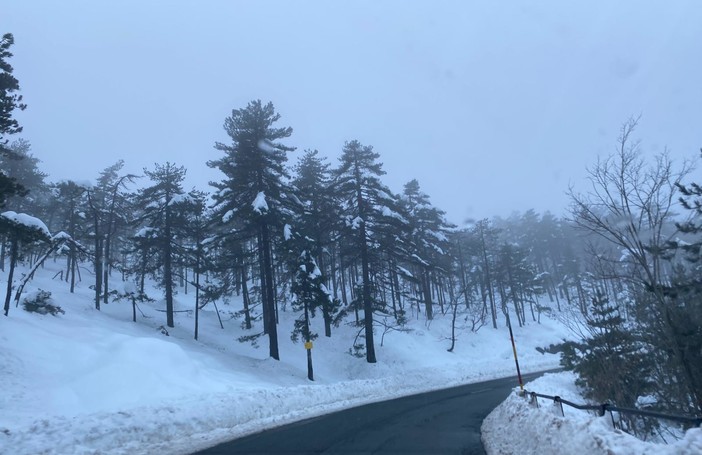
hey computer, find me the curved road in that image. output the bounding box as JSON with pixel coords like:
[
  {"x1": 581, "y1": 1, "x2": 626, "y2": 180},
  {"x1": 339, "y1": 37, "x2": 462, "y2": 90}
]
[{"x1": 194, "y1": 371, "x2": 548, "y2": 455}]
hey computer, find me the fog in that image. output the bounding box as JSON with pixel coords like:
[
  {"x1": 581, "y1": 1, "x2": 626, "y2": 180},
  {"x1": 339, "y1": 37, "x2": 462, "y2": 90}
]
[{"x1": 4, "y1": 0, "x2": 701, "y2": 223}]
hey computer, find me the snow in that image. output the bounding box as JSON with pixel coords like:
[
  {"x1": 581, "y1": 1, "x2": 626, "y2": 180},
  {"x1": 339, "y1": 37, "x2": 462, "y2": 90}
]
[
  {"x1": 284, "y1": 224, "x2": 292, "y2": 240},
  {"x1": 396, "y1": 265, "x2": 414, "y2": 278},
  {"x1": 257, "y1": 139, "x2": 277, "y2": 153},
  {"x1": 52, "y1": 231, "x2": 72, "y2": 241},
  {"x1": 482, "y1": 371, "x2": 702, "y2": 455},
  {"x1": 309, "y1": 261, "x2": 322, "y2": 279},
  {"x1": 319, "y1": 283, "x2": 332, "y2": 300},
  {"x1": 411, "y1": 253, "x2": 430, "y2": 267},
  {"x1": 429, "y1": 230, "x2": 448, "y2": 242},
  {"x1": 167, "y1": 193, "x2": 190, "y2": 206},
  {"x1": 431, "y1": 243, "x2": 445, "y2": 255},
  {"x1": 0, "y1": 260, "x2": 569, "y2": 454},
  {"x1": 2, "y1": 260, "x2": 694, "y2": 454},
  {"x1": 1, "y1": 211, "x2": 51, "y2": 238},
  {"x1": 133, "y1": 227, "x2": 156, "y2": 238},
  {"x1": 381, "y1": 206, "x2": 407, "y2": 223},
  {"x1": 201, "y1": 236, "x2": 217, "y2": 246},
  {"x1": 620, "y1": 248, "x2": 631, "y2": 262},
  {"x1": 222, "y1": 209, "x2": 234, "y2": 223},
  {"x1": 251, "y1": 191, "x2": 268, "y2": 214}
]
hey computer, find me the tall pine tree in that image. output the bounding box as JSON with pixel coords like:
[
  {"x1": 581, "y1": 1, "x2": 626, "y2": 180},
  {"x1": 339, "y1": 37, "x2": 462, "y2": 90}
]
[
  {"x1": 333, "y1": 140, "x2": 401, "y2": 363},
  {"x1": 208, "y1": 100, "x2": 296, "y2": 361},
  {"x1": 136, "y1": 162, "x2": 188, "y2": 328}
]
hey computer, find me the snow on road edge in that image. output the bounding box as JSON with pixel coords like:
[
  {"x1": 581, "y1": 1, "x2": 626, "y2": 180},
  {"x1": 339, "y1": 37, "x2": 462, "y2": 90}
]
[{"x1": 481, "y1": 372, "x2": 702, "y2": 455}]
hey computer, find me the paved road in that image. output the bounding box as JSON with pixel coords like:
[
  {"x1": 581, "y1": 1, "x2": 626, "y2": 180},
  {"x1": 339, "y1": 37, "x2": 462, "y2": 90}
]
[{"x1": 195, "y1": 371, "x2": 547, "y2": 455}]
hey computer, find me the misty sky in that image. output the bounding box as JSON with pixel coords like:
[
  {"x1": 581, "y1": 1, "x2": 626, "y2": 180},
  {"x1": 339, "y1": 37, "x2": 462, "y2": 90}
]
[{"x1": 3, "y1": 1, "x2": 701, "y2": 224}]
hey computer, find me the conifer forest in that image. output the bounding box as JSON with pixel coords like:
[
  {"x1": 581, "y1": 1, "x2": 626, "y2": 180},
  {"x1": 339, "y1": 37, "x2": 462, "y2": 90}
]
[{"x1": 2, "y1": 28, "x2": 701, "y2": 428}]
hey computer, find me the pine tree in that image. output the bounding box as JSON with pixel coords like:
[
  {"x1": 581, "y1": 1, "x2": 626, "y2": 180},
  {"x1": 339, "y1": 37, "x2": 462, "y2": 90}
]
[
  {"x1": 208, "y1": 100, "x2": 296, "y2": 361},
  {"x1": 473, "y1": 219, "x2": 501, "y2": 329},
  {"x1": 0, "y1": 33, "x2": 28, "y2": 208},
  {"x1": 561, "y1": 291, "x2": 652, "y2": 410},
  {"x1": 136, "y1": 162, "x2": 188, "y2": 328},
  {"x1": 292, "y1": 150, "x2": 341, "y2": 337},
  {"x1": 284, "y1": 228, "x2": 329, "y2": 380},
  {"x1": 333, "y1": 140, "x2": 401, "y2": 363},
  {"x1": 1, "y1": 211, "x2": 51, "y2": 316},
  {"x1": 53, "y1": 180, "x2": 90, "y2": 293},
  {"x1": 86, "y1": 160, "x2": 137, "y2": 310},
  {"x1": 0, "y1": 139, "x2": 49, "y2": 212},
  {"x1": 178, "y1": 189, "x2": 209, "y2": 340},
  {"x1": 400, "y1": 179, "x2": 452, "y2": 321},
  {"x1": 494, "y1": 242, "x2": 541, "y2": 326},
  {"x1": 0, "y1": 139, "x2": 51, "y2": 272}
]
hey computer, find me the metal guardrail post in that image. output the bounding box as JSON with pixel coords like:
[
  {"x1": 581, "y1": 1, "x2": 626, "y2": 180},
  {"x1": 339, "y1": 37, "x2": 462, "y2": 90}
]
[
  {"x1": 553, "y1": 396, "x2": 564, "y2": 417},
  {"x1": 599, "y1": 403, "x2": 616, "y2": 429}
]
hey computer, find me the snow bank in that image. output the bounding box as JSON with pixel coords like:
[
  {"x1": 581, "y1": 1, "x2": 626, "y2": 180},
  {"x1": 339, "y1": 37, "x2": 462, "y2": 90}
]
[{"x1": 482, "y1": 372, "x2": 702, "y2": 455}]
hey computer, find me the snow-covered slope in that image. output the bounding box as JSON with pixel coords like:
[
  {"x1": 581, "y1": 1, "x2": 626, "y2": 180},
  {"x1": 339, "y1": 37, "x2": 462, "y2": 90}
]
[
  {"x1": 482, "y1": 371, "x2": 702, "y2": 455},
  {"x1": 1, "y1": 262, "x2": 566, "y2": 454}
]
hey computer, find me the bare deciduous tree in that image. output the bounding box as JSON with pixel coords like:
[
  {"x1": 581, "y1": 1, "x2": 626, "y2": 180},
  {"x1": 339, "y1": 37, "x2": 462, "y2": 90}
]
[{"x1": 568, "y1": 117, "x2": 701, "y2": 413}]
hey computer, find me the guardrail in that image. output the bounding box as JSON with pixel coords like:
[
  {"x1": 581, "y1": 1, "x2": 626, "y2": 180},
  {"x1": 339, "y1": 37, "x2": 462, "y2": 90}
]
[{"x1": 521, "y1": 390, "x2": 702, "y2": 430}]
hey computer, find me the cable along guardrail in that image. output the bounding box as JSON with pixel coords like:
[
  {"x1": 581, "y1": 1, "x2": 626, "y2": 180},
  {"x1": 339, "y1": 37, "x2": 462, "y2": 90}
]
[{"x1": 520, "y1": 390, "x2": 702, "y2": 430}]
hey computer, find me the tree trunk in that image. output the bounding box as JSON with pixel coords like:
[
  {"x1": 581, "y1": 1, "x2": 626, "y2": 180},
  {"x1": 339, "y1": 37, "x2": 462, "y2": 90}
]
[
  {"x1": 447, "y1": 296, "x2": 458, "y2": 352},
  {"x1": 359, "y1": 220, "x2": 376, "y2": 363},
  {"x1": 456, "y1": 241, "x2": 470, "y2": 307},
  {"x1": 164, "y1": 216, "x2": 174, "y2": 328},
  {"x1": 389, "y1": 262, "x2": 398, "y2": 320},
  {"x1": 505, "y1": 262, "x2": 523, "y2": 327},
  {"x1": 1, "y1": 236, "x2": 6, "y2": 272},
  {"x1": 477, "y1": 225, "x2": 497, "y2": 328},
  {"x1": 69, "y1": 246, "x2": 76, "y2": 294},
  {"x1": 3, "y1": 238, "x2": 18, "y2": 316},
  {"x1": 103, "y1": 233, "x2": 111, "y2": 304},
  {"x1": 139, "y1": 249, "x2": 147, "y2": 294},
  {"x1": 260, "y1": 222, "x2": 280, "y2": 360},
  {"x1": 305, "y1": 301, "x2": 314, "y2": 381},
  {"x1": 421, "y1": 268, "x2": 433, "y2": 320},
  {"x1": 194, "y1": 244, "x2": 201, "y2": 339},
  {"x1": 393, "y1": 267, "x2": 403, "y2": 311},
  {"x1": 257, "y1": 231, "x2": 269, "y2": 335},
  {"x1": 94, "y1": 236, "x2": 102, "y2": 310},
  {"x1": 241, "y1": 263, "x2": 252, "y2": 330},
  {"x1": 318, "y1": 251, "x2": 332, "y2": 337}
]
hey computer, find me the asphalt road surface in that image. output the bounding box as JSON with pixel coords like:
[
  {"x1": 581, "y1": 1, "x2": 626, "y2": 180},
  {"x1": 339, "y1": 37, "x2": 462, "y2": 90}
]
[{"x1": 194, "y1": 371, "x2": 548, "y2": 455}]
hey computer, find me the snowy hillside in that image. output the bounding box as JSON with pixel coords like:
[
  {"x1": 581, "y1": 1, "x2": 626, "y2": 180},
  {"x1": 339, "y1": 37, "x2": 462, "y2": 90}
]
[{"x1": 1, "y1": 261, "x2": 564, "y2": 454}]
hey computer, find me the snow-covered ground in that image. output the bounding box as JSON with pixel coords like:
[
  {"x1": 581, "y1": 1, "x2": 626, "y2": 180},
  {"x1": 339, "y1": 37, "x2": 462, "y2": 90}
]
[
  {"x1": 0, "y1": 260, "x2": 562, "y2": 454},
  {"x1": 482, "y1": 371, "x2": 702, "y2": 454},
  {"x1": 5, "y1": 263, "x2": 702, "y2": 454}
]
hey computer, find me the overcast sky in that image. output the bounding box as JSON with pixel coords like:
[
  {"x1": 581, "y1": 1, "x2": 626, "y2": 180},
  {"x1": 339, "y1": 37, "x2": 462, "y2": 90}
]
[{"x1": 3, "y1": 1, "x2": 701, "y2": 224}]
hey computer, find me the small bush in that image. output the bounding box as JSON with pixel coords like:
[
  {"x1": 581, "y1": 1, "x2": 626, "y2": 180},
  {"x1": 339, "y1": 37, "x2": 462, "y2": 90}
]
[{"x1": 22, "y1": 290, "x2": 64, "y2": 316}]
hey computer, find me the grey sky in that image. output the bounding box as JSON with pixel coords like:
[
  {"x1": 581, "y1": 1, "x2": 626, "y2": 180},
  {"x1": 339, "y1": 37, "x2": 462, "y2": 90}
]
[{"x1": 4, "y1": 0, "x2": 701, "y2": 224}]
